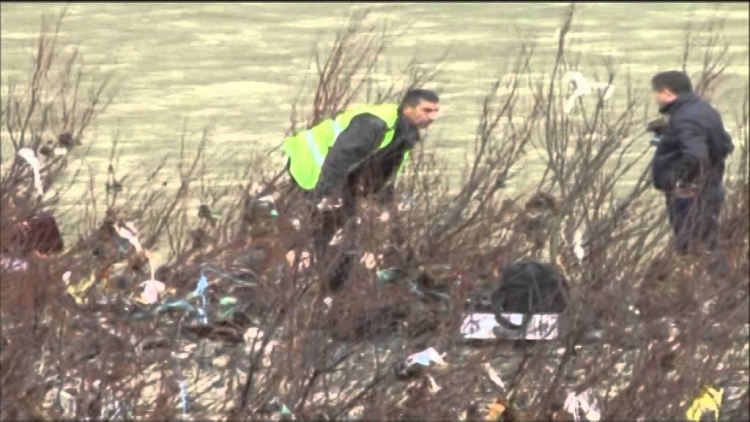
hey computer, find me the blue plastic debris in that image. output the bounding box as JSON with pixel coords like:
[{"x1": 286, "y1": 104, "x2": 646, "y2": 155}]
[
  {"x1": 179, "y1": 380, "x2": 188, "y2": 417},
  {"x1": 193, "y1": 274, "x2": 209, "y2": 324}
]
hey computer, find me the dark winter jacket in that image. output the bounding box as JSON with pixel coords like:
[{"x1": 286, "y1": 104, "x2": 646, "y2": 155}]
[
  {"x1": 314, "y1": 112, "x2": 420, "y2": 204},
  {"x1": 651, "y1": 93, "x2": 734, "y2": 192}
]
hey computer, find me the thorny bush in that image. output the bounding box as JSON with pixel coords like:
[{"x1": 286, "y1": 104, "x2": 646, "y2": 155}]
[{"x1": 1, "y1": 6, "x2": 748, "y2": 421}]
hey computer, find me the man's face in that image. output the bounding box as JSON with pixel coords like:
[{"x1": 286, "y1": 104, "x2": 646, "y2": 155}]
[
  {"x1": 654, "y1": 88, "x2": 676, "y2": 107},
  {"x1": 403, "y1": 100, "x2": 440, "y2": 129}
]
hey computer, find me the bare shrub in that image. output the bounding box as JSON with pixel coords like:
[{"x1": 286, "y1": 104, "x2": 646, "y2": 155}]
[{"x1": 1, "y1": 5, "x2": 747, "y2": 422}]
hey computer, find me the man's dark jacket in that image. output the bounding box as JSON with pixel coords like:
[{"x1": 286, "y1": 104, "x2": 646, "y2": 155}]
[
  {"x1": 651, "y1": 92, "x2": 734, "y2": 192},
  {"x1": 313, "y1": 111, "x2": 420, "y2": 203}
]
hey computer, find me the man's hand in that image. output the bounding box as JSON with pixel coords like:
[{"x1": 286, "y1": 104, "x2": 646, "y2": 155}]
[
  {"x1": 647, "y1": 117, "x2": 668, "y2": 135},
  {"x1": 317, "y1": 196, "x2": 342, "y2": 211}
]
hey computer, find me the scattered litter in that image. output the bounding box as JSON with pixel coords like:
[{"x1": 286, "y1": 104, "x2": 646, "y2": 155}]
[
  {"x1": 140, "y1": 278, "x2": 165, "y2": 305},
  {"x1": 285, "y1": 250, "x2": 311, "y2": 271},
  {"x1": 563, "y1": 71, "x2": 615, "y2": 115},
  {"x1": 154, "y1": 299, "x2": 195, "y2": 315},
  {"x1": 113, "y1": 221, "x2": 143, "y2": 253},
  {"x1": 54, "y1": 147, "x2": 68, "y2": 156},
  {"x1": 200, "y1": 265, "x2": 258, "y2": 286},
  {"x1": 564, "y1": 389, "x2": 601, "y2": 421},
  {"x1": 58, "y1": 389, "x2": 77, "y2": 417},
  {"x1": 686, "y1": 385, "x2": 723, "y2": 422},
  {"x1": 1, "y1": 256, "x2": 28, "y2": 272},
  {"x1": 189, "y1": 273, "x2": 210, "y2": 324},
  {"x1": 361, "y1": 252, "x2": 378, "y2": 269},
  {"x1": 395, "y1": 347, "x2": 448, "y2": 380},
  {"x1": 136, "y1": 254, "x2": 164, "y2": 305},
  {"x1": 217, "y1": 296, "x2": 239, "y2": 321},
  {"x1": 179, "y1": 380, "x2": 189, "y2": 418},
  {"x1": 483, "y1": 363, "x2": 506, "y2": 390},
  {"x1": 244, "y1": 327, "x2": 264, "y2": 343},
  {"x1": 460, "y1": 312, "x2": 560, "y2": 340},
  {"x1": 426, "y1": 375, "x2": 442, "y2": 394},
  {"x1": 571, "y1": 229, "x2": 585, "y2": 263},
  {"x1": 376, "y1": 268, "x2": 397, "y2": 283},
  {"x1": 66, "y1": 272, "x2": 98, "y2": 305},
  {"x1": 17, "y1": 148, "x2": 44, "y2": 198},
  {"x1": 486, "y1": 398, "x2": 508, "y2": 421},
  {"x1": 330, "y1": 228, "x2": 344, "y2": 246},
  {"x1": 219, "y1": 296, "x2": 237, "y2": 307},
  {"x1": 268, "y1": 397, "x2": 296, "y2": 421}
]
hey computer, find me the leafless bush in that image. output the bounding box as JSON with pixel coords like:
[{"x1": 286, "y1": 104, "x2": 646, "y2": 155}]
[{"x1": 1, "y1": 6, "x2": 747, "y2": 422}]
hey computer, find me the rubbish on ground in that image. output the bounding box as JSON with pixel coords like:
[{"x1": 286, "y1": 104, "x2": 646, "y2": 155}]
[
  {"x1": 218, "y1": 296, "x2": 238, "y2": 321},
  {"x1": 267, "y1": 397, "x2": 296, "y2": 421},
  {"x1": 426, "y1": 375, "x2": 441, "y2": 394},
  {"x1": 219, "y1": 296, "x2": 238, "y2": 307},
  {"x1": 66, "y1": 272, "x2": 98, "y2": 305},
  {"x1": 686, "y1": 385, "x2": 723, "y2": 422},
  {"x1": 405, "y1": 347, "x2": 448, "y2": 368},
  {"x1": 17, "y1": 148, "x2": 44, "y2": 198},
  {"x1": 460, "y1": 312, "x2": 560, "y2": 340},
  {"x1": 200, "y1": 265, "x2": 258, "y2": 286},
  {"x1": 154, "y1": 299, "x2": 195, "y2": 315},
  {"x1": 54, "y1": 147, "x2": 68, "y2": 156},
  {"x1": 113, "y1": 221, "x2": 143, "y2": 253},
  {"x1": 361, "y1": 252, "x2": 378, "y2": 269},
  {"x1": 395, "y1": 347, "x2": 448, "y2": 380},
  {"x1": 564, "y1": 389, "x2": 601, "y2": 421},
  {"x1": 563, "y1": 71, "x2": 615, "y2": 115},
  {"x1": 484, "y1": 363, "x2": 506, "y2": 390},
  {"x1": 189, "y1": 273, "x2": 209, "y2": 324},
  {"x1": 139, "y1": 254, "x2": 163, "y2": 303},
  {"x1": 486, "y1": 398, "x2": 508, "y2": 421},
  {"x1": 376, "y1": 268, "x2": 398, "y2": 283},
  {"x1": 1, "y1": 256, "x2": 28, "y2": 272},
  {"x1": 139, "y1": 278, "x2": 165, "y2": 305},
  {"x1": 58, "y1": 389, "x2": 77, "y2": 417}
]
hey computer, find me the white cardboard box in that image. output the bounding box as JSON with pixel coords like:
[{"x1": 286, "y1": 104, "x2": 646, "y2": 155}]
[{"x1": 460, "y1": 312, "x2": 561, "y2": 341}]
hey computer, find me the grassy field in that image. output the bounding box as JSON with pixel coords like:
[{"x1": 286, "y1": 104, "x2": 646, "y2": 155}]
[{"x1": 2, "y1": 2, "x2": 748, "y2": 200}]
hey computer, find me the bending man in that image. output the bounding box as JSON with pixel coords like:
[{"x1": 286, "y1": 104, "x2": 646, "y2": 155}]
[{"x1": 281, "y1": 89, "x2": 440, "y2": 291}]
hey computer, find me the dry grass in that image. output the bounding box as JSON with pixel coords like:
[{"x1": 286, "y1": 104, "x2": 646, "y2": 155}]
[{"x1": 1, "y1": 6, "x2": 748, "y2": 421}]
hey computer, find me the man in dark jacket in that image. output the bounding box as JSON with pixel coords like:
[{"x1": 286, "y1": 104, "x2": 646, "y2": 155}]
[
  {"x1": 282, "y1": 89, "x2": 440, "y2": 290},
  {"x1": 649, "y1": 71, "x2": 734, "y2": 259}
]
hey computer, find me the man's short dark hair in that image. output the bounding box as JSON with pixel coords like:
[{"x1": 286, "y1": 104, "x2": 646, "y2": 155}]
[
  {"x1": 400, "y1": 88, "x2": 439, "y2": 108},
  {"x1": 651, "y1": 71, "x2": 693, "y2": 95}
]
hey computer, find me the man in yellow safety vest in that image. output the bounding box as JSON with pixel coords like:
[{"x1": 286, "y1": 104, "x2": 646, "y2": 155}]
[{"x1": 281, "y1": 88, "x2": 440, "y2": 291}]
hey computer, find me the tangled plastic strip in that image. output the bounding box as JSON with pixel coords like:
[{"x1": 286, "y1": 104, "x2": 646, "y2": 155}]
[
  {"x1": 191, "y1": 273, "x2": 209, "y2": 325},
  {"x1": 17, "y1": 148, "x2": 44, "y2": 198}
]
